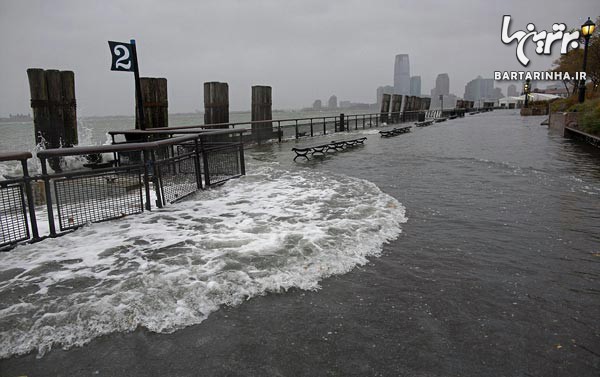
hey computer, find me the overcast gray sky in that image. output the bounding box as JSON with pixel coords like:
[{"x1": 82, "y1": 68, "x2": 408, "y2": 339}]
[{"x1": 0, "y1": 0, "x2": 598, "y2": 116}]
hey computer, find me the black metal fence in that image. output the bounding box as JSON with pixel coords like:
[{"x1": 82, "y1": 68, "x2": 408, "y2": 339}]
[
  {"x1": 0, "y1": 131, "x2": 245, "y2": 249},
  {"x1": 0, "y1": 152, "x2": 38, "y2": 249}
]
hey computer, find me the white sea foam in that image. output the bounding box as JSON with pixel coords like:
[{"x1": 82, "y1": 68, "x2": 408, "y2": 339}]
[{"x1": 0, "y1": 164, "x2": 406, "y2": 358}]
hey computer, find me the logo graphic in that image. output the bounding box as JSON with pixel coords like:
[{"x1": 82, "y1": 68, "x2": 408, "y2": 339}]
[{"x1": 501, "y1": 15, "x2": 580, "y2": 66}]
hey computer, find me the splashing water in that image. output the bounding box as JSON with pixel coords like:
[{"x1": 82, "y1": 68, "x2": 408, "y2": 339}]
[{"x1": 0, "y1": 164, "x2": 407, "y2": 359}]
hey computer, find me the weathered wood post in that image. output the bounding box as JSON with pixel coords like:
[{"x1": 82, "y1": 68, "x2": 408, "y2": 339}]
[
  {"x1": 28, "y1": 68, "x2": 79, "y2": 148},
  {"x1": 422, "y1": 97, "x2": 431, "y2": 110},
  {"x1": 28, "y1": 68, "x2": 78, "y2": 170},
  {"x1": 204, "y1": 82, "x2": 229, "y2": 126},
  {"x1": 251, "y1": 85, "x2": 272, "y2": 143},
  {"x1": 390, "y1": 95, "x2": 403, "y2": 123},
  {"x1": 135, "y1": 77, "x2": 168, "y2": 129},
  {"x1": 60, "y1": 71, "x2": 77, "y2": 146},
  {"x1": 380, "y1": 93, "x2": 391, "y2": 123}
]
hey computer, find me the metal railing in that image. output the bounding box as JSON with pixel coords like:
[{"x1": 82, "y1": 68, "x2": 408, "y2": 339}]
[
  {"x1": 0, "y1": 130, "x2": 245, "y2": 249},
  {"x1": 0, "y1": 152, "x2": 38, "y2": 248},
  {"x1": 108, "y1": 110, "x2": 443, "y2": 145}
]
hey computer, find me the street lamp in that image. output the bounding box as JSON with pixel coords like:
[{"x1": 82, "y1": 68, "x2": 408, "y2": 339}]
[
  {"x1": 524, "y1": 79, "x2": 530, "y2": 108},
  {"x1": 578, "y1": 17, "x2": 596, "y2": 103}
]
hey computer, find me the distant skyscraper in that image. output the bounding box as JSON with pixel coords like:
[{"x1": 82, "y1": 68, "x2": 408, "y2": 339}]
[
  {"x1": 430, "y1": 73, "x2": 451, "y2": 108},
  {"x1": 328, "y1": 95, "x2": 338, "y2": 109},
  {"x1": 435, "y1": 73, "x2": 450, "y2": 95},
  {"x1": 507, "y1": 84, "x2": 518, "y2": 97},
  {"x1": 463, "y1": 76, "x2": 499, "y2": 102},
  {"x1": 410, "y1": 76, "x2": 421, "y2": 96},
  {"x1": 394, "y1": 54, "x2": 410, "y2": 95},
  {"x1": 312, "y1": 99, "x2": 322, "y2": 110}
]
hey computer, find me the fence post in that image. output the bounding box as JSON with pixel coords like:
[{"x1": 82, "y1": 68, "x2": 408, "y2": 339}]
[
  {"x1": 310, "y1": 118, "x2": 313, "y2": 137},
  {"x1": 278, "y1": 122, "x2": 282, "y2": 142},
  {"x1": 39, "y1": 158, "x2": 56, "y2": 237},
  {"x1": 21, "y1": 159, "x2": 39, "y2": 240},
  {"x1": 193, "y1": 138, "x2": 203, "y2": 189},
  {"x1": 295, "y1": 119, "x2": 299, "y2": 139},
  {"x1": 142, "y1": 151, "x2": 152, "y2": 211},
  {"x1": 150, "y1": 150, "x2": 163, "y2": 208},
  {"x1": 339, "y1": 113, "x2": 345, "y2": 132},
  {"x1": 323, "y1": 118, "x2": 327, "y2": 135},
  {"x1": 201, "y1": 138, "x2": 211, "y2": 187},
  {"x1": 239, "y1": 133, "x2": 246, "y2": 176}
]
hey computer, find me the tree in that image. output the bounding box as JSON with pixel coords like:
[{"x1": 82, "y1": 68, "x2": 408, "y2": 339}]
[{"x1": 552, "y1": 17, "x2": 600, "y2": 94}]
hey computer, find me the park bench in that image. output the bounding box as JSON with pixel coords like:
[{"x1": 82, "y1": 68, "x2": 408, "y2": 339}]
[
  {"x1": 379, "y1": 126, "x2": 411, "y2": 138},
  {"x1": 415, "y1": 120, "x2": 434, "y2": 127},
  {"x1": 292, "y1": 137, "x2": 367, "y2": 161}
]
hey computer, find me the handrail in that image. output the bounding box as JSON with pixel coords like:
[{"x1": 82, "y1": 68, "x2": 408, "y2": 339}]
[
  {"x1": 36, "y1": 141, "x2": 158, "y2": 159},
  {"x1": 0, "y1": 151, "x2": 32, "y2": 162},
  {"x1": 108, "y1": 111, "x2": 395, "y2": 135},
  {"x1": 108, "y1": 128, "x2": 250, "y2": 137},
  {"x1": 36, "y1": 134, "x2": 218, "y2": 159}
]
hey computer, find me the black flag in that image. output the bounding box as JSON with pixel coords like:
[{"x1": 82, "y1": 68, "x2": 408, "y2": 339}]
[{"x1": 108, "y1": 41, "x2": 134, "y2": 72}]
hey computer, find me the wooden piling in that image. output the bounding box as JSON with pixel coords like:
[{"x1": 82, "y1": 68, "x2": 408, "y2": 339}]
[
  {"x1": 27, "y1": 68, "x2": 52, "y2": 147},
  {"x1": 60, "y1": 71, "x2": 77, "y2": 147},
  {"x1": 45, "y1": 69, "x2": 66, "y2": 147},
  {"x1": 422, "y1": 97, "x2": 431, "y2": 110},
  {"x1": 204, "y1": 82, "x2": 229, "y2": 126},
  {"x1": 136, "y1": 77, "x2": 168, "y2": 129},
  {"x1": 28, "y1": 68, "x2": 78, "y2": 170},
  {"x1": 380, "y1": 93, "x2": 391, "y2": 123},
  {"x1": 251, "y1": 85, "x2": 272, "y2": 143},
  {"x1": 390, "y1": 95, "x2": 402, "y2": 123}
]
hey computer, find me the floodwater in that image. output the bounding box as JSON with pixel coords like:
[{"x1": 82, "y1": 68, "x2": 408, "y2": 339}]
[{"x1": 1, "y1": 111, "x2": 599, "y2": 376}]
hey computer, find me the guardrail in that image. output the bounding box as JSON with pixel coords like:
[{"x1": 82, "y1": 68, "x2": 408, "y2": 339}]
[
  {"x1": 0, "y1": 130, "x2": 245, "y2": 249},
  {"x1": 109, "y1": 111, "x2": 438, "y2": 144}
]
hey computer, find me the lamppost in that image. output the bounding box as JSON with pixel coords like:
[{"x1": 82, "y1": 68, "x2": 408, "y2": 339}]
[
  {"x1": 439, "y1": 94, "x2": 443, "y2": 114},
  {"x1": 578, "y1": 17, "x2": 596, "y2": 103},
  {"x1": 524, "y1": 79, "x2": 530, "y2": 108}
]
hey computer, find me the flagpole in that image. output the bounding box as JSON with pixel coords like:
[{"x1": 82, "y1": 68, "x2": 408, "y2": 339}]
[{"x1": 130, "y1": 39, "x2": 146, "y2": 130}]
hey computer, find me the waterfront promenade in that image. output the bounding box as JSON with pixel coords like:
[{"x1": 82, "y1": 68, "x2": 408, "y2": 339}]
[{"x1": 2, "y1": 111, "x2": 598, "y2": 376}]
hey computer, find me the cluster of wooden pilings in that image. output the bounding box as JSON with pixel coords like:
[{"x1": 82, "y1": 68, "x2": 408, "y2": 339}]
[
  {"x1": 379, "y1": 94, "x2": 431, "y2": 123},
  {"x1": 27, "y1": 69, "x2": 77, "y2": 170},
  {"x1": 26, "y1": 68, "x2": 278, "y2": 147}
]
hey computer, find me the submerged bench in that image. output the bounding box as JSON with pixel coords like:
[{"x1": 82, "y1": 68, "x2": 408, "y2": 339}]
[
  {"x1": 379, "y1": 126, "x2": 411, "y2": 138},
  {"x1": 415, "y1": 120, "x2": 434, "y2": 127},
  {"x1": 292, "y1": 137, "x2": 367, "y2": 161}
]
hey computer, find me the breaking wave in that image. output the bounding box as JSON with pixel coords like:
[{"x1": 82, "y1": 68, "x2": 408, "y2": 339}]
[{"x1": 0, "y1": 164, "x2": 406, "y2": 358}]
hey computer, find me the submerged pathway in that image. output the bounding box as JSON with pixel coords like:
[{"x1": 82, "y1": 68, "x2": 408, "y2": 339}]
[{"x1": 1, "y1": 111, "x2": 599, "y2": 376}]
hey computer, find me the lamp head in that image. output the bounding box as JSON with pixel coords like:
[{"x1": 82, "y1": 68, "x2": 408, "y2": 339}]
[{"x1": 581, "y1": 17, "x2": 596, "y2": 38}]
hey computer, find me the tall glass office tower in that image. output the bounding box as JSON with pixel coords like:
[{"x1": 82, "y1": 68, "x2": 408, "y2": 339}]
[{"x1": 393, "y1": 54, "x2": 410, "y2": 95}]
